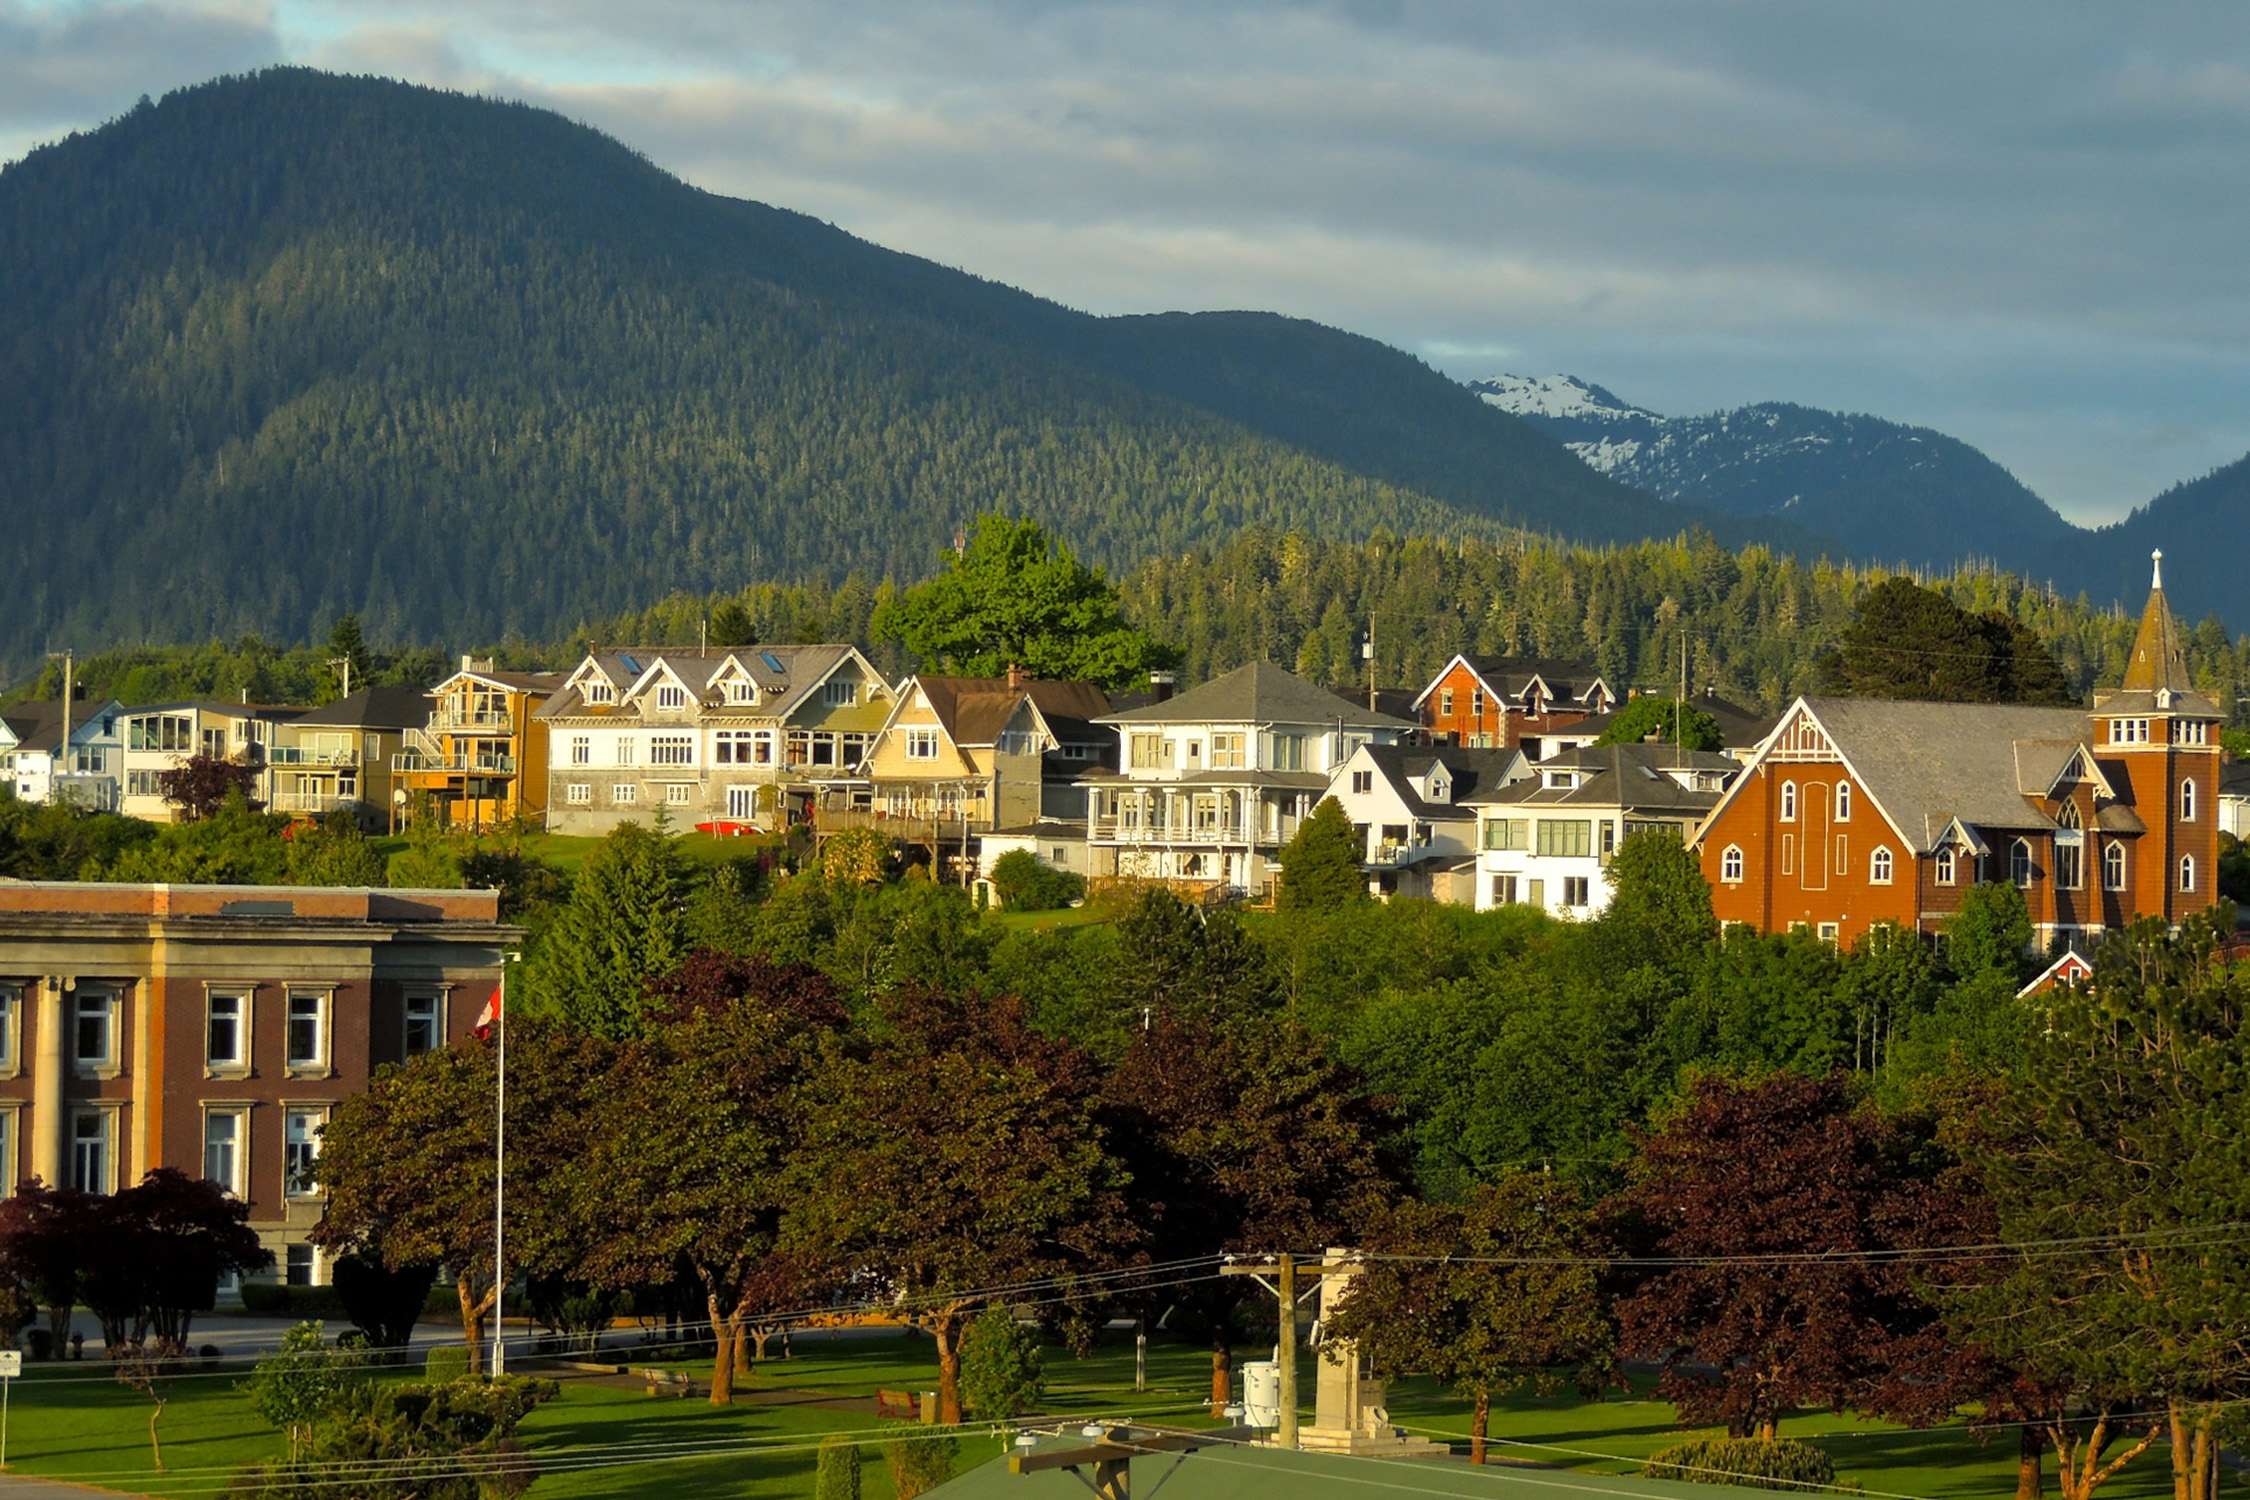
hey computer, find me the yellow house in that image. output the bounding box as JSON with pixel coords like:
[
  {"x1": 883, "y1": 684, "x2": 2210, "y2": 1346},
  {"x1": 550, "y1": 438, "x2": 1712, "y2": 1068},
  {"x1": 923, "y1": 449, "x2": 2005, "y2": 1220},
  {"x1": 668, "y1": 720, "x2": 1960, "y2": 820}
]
[
  {"x1": 816, "y1": 672, "x2": 1112, "y2": 878},
  {"x1": 392, "y1": 660, "x2": 560, "y2": 830}
]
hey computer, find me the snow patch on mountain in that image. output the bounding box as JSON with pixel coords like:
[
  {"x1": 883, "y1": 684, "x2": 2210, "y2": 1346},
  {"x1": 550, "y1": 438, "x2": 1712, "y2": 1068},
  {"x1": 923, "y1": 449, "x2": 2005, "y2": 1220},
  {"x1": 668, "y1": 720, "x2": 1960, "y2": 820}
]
[{"x1": 1472, "y1": 374, "x2": 1650, "y2": 422}]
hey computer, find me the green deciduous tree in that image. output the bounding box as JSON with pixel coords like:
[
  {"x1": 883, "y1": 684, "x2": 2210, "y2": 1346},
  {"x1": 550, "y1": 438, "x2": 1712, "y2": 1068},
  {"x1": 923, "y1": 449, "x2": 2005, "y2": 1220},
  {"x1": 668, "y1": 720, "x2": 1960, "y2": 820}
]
[
  {"x1": 1275, "y1": 797, "x2": 1366, "y2": 913},
  {"x1": 786, "y1": 989, "x2": 1130, "y2": 1423},
  {"x1": 958, "y1": 1306, "x2": 1046, "y2": 1419},
  {"x1": 245, "y1": 1322, "x2": 369, "y2": 1460},
  {"x1": 1595, "y1": 696, "x2": 1724, "y2": 750},
  {"x1": 1326, "y1": 1172, "x2": 1614, "y2": 1463},
  {"x1": 871, "y1": 516, "x2": 1176, "y2": 688}
]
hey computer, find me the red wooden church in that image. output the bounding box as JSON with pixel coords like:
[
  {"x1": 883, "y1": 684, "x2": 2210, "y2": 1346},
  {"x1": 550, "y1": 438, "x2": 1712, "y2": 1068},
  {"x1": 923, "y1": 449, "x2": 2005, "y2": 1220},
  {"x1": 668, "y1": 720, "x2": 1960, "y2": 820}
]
[{"x1": 1694, "y1": 554, "x2": 2223, "y2": 948}]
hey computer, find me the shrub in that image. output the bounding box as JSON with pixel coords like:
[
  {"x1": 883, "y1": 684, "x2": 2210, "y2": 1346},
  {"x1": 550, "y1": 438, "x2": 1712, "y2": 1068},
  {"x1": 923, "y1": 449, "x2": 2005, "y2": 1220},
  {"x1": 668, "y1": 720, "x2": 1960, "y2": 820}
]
[
  {"x1": 239, "y1": 1283, "x2": 346, "y2": 1318},
  {"x1": 815, "y1": 1434, "x2": 863, "y2": 1500},
  {"x1": 883, "y1": 1431, "x2": 957, "y2": 1500},
  {"x1": 958, "y1": 1306, "x2": 1045, "y2": 1418},
  {"x1": 989, "y1": 851, "x2": 1084, "y2": 912},
  {"x1": 422, "y1": 1344, "x2": 472, "y2": 1383},
  {"x1": 1645, "y1": 1437, "x2": 1844, "y2": 1491}
]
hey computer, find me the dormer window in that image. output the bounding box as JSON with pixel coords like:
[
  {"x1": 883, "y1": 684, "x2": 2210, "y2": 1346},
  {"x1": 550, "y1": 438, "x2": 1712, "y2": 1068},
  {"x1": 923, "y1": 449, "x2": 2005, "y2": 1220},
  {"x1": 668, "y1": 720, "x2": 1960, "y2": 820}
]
[
  {"x1": 585, "y1": 681, "x2": 614, "y2": 705},
  {"x1": 655, "y1": 685, "x2": 687, "y2": 710},
  {"x1": 726, "y1": 680, "x2": 756, "y2": 705}
]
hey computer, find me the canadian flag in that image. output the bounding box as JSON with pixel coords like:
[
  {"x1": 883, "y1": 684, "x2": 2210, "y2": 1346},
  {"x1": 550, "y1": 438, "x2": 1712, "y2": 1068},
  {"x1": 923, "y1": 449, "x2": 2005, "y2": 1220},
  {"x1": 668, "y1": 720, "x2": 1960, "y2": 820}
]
[{"x1": 473, "y1": 987, "x2": 502, "y2": 1040}]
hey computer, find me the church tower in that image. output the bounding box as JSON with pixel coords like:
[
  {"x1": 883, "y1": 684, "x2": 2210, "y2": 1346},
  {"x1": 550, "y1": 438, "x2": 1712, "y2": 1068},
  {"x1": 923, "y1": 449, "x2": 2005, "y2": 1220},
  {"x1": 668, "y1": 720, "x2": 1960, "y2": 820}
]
[{"x1": 2090, "y1": 551, "x2": 2223, "y2": 924}]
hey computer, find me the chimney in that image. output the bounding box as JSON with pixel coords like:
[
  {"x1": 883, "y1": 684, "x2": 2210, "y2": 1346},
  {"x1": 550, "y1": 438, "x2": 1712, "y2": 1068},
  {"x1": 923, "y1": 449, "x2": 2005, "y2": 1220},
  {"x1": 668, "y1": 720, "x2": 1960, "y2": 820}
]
[
  {"x1": 1006, "y1": 662, "x2": 1028, "y2": 692},
  {"x1": 1148, "y1": 671, "x2": 1176, "y2": 704}
]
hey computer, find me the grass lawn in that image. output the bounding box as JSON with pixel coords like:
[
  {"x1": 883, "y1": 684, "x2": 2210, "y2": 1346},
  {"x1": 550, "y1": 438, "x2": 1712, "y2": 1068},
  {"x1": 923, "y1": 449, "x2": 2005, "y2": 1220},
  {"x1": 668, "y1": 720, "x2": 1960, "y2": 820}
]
[
  {"x1": 0, "y1": 1332, "x2": 2185, "y2": 1500},
  {"x1": 984, "y1": 899, "x2": 1127, "y2": 935},
  {"x1": 372, "y1": 827, "x2": 785, "y2": 876}
]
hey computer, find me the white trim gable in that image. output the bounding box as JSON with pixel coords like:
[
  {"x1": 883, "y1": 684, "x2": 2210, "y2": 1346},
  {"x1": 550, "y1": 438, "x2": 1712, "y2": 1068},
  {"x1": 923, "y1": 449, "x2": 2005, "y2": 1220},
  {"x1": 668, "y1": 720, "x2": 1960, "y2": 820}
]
[
  {"x1": 1689, "y1": 698, "x2": 1921, "y2": 856},
  {"x1": 2043, "y1": 744, "x2": 2119, "y2": 803}
]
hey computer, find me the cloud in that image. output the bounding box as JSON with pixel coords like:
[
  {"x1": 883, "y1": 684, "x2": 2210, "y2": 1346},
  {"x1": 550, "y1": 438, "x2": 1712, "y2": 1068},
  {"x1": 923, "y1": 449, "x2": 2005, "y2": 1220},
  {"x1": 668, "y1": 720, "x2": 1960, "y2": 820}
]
[{"x1": 9, "y1": 0, "x2": 2250, "y2": 519}]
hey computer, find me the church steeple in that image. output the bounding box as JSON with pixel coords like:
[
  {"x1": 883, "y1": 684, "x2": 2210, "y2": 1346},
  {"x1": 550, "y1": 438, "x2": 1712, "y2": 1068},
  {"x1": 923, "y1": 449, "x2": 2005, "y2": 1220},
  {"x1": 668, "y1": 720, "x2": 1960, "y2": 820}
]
[{"x1": 2119, "y1": 549, "x2": 2194, "y2": 697}]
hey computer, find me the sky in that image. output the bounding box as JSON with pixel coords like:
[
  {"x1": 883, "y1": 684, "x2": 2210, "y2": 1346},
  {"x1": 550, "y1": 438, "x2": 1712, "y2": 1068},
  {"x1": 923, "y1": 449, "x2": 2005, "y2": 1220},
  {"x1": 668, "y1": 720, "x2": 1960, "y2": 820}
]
[{"x1": 7, "y1": 1, "x2": 2250, "y2": 526}]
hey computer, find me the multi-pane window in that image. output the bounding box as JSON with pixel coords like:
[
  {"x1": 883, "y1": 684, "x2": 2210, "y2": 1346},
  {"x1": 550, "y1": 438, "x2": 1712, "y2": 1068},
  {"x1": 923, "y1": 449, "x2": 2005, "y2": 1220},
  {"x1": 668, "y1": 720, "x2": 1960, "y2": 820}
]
[
  {"x1": 584, "y1": 680, "x2": 614, "y2": 704},
  {"x1": 2010, "y1": 840, "x2": 2034, "y2": 888},
  {"x1": 727, "y1": 785, "x2": 758, "y2": 820},
  {"x1": 726, "y1": 680, "x2": 755, "y2": 704},
  {"x1": 649, "y1": 736, "x2": 694, "y2": 766},
  {"x1": 2109, "y1": 718, "x2": 2150, "y2": 744},
  {"x1": 1935, "y1": 848, "x2": 1956, "y2": 885},
  {"x1": 286, "y1": 1243, "x2": 317, "y2": 1286},
  {"x1": 715, "y1": 731, "x2": 768, "y2": 765},
  {"x1": 2178, "y1": 720, "x2": 2210, "y2": 746},
  {"x1": 1471, "y1": 689, "x2": 1486, "y2": 718},
  {"x1": 1440, "y1": 690, "x2": 1455, "y2": 716},
  {"x1": 1870, "y1": 847, "x2": 1894, "y2": 885},
  {"x1": 2054, "y1": 840, "x2": 2083, "y2": 890},
  {"x1": 906, "y1": 730, "x2": 941, "y2": 761},
  {"x1": 1210, "y1": 734, "x2": 1245, "y2": 769},
  {"x1": 566, "y1": 783, "x2": 592, "y2": 804},
  {"x1": 614, "y1": 737, "x2": 638, "y2": 767},
  {"x1": 842, "y1": 732, "x2": 872, "y2": 768},
  {"x1": 666, "y1": 783, "x2": 693, "y2": 806},
  {"x1": 203, "y1": 1111, "x2": 243, "y2": 1195},
  {"x1": 1350, "y1": 770, "x2": 1373, "y2": 795},
  {"x1": 207, "y1": 992, "x2": 247, "y2": 1069},
  {"x1": 1128, "y1": 734, "x2": 1169, "y2": 770},
  {"x1": 1536, "y1": 819, "x2": 1592, "y2": 858},
  {"x1": 655, "y1": 685, "x2": 687, "y2": 710},
  {"x1": 126, "y1": 770, "x2": 162, "y2": 797},
  {"x1": 1490, "y1": 874, "x2": 1518, "y2": 905},
  {"x1": 404, "y1": 994, "x2": 441, "y2": 1057},
  {"x1": 286, "y1": 992, "x2": 325, "y2": 1070},
  {"x1": 285, "y1": 1110, "x2": 322, "y2": 1195},
  {"x1": 71, "y1": 1111, "x2": 109, "y2": 1194},
  {"x1": 1720, "y1": 846, "x2": 1745, "y2": 882},
  {"x1": 127, "y1": 714, "x2": 194, "y2": 751},
  {"x1": 1561, "y1": 876, "x2": 1591, "y2": 907},
  {"x1": 570, "y1": 736, "x2": 590, "y2": 765},
  {"x1": 613, "y1": 783, "x2": 638, "y2": 804},
  {"x1": 1269, "y1": 734, "x2": 1306, "y2": 770},
  {"x1": 823, "y1": 680, "x2": 858, "y2": 707},
  {"x1": 1483, "y1": 818, "x2": 1528, "y2": 851},
  {"x1": 2103, "y1": 842, "x2": 2127, "y2": 891},
  {"x1": 74, "y1": 994, "x2": 111, "y2": 1068}
]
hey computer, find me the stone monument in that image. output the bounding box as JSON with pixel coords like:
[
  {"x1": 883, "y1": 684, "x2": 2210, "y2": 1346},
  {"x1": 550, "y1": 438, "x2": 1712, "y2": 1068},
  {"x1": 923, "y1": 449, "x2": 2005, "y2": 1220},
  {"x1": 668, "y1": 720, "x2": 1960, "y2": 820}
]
[{"x1": 1297, "y1": 1248, "x2": 1445, "y2": 1457}]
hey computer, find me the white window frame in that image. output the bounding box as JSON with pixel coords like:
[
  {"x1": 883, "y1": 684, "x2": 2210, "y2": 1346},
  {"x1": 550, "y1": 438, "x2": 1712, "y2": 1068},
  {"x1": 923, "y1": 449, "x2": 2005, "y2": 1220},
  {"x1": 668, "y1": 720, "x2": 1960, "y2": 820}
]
[
  {"x1": 284, "y1": 989, "x2": 332, "y2": 1076},
  {"x1": 0, "y1": 984, "x2": 18, "y2": 1078},
  {"x1": 613, "y1": 783, "x2": 638, "y2": 804},
  {"x1": 1780, "y1": 780, "x2": 1797, "y2": 822},
  {"x1": 649, "y1": 735, "x2": 694, "y2": 766},
  {"x1": 206, "y1": 986, "x2": 251, "y2": 1077},
  {"x1": 665, "y1": 783, "x2": 693, "y2": 806},
  {"x1": 1835, "y1": 781, "x2": 1852, "y2": 822},
  {"x1": 70, "y1": 1107, "x2": 116, "y2": 1195},
  {"x1": 202, "y1": 1106, "x2": 249, "y2": 1197},
  {"x1": 726, "y1": 784, "x2": 758, "y2": 821},
  {"x1": 1935, "y1": 848, "x2": 1956, "y2": 885},
  {"x1": 283, "y1": 1107, "x2": 326, "y2": 1197},
  {"x1": 570, "y1": 736, "x2": 590, "y2": 765},
  {"x1": 566, "y1": 782, "x2": 592, "y2": 805},
  {"x1": 2181, "y1": 779, "x2": 2197, "y2": 822},
  {"x1": 584, "y1": 680, "x2": 614, "y2": 705},
  {"x1": 905, "y1": 729, "x2": 940, "y2": 761},
  {"x1": 2103, "y1": 841, "x2": 2127, "y2": 892},
  {"x1": 2180, "y1": 854, "x2": 2196, "y2": 893},
  {"x1": 655, "y1": 684, "x2": 688, "y2": 710},
  {"x1": 726, "y1": 679, "x2": 755, "y2": 705},
  {"x1": 403, "y1": 992, "x2": 442, "y2": 1059},
  {"x1": 72, "y1": 989, "x2": 120, "y2": 1079},
  {"x1": 1816, "y1": 922, "x2": 1841, "y2": 946},
  {"x1": 614, "y1": 736, "x2": 638, "y2": 767},
  {"x1": 285, "y1": 1242, "x2": 320, "y2": 1287},
  {"x1": 2010, "y1": 839, "x2": 2035, "y2": 889},
  {"x1": 1720, "y1": 845, "x2": 1744, "y2": 883},
  {"x1": 1870, "y1": 847, "x2": 1893, "y2": 885},
  {"x1": 0, "y1": 1106, "x2": 16, "y2": 1192}
]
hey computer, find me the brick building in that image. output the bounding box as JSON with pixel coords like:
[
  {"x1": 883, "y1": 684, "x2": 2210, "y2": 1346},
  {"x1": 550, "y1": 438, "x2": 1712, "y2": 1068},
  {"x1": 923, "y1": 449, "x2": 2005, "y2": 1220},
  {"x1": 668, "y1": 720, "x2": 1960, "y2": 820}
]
[
  {"x1": 0, "y1": 883, "x2": 515, "y2": 1283},
  {"x1": 1411, "y1": 656, "x2": 1615, "y2": 756},
  {"x1": 1693, "y1": 556, "x2": 2223, "y2": 948}
]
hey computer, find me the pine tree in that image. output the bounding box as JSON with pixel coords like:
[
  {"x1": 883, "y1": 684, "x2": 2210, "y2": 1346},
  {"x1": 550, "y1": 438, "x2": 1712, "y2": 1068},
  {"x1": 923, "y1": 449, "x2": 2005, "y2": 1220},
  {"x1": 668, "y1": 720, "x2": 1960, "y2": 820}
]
[{"x1": 1275, "y1": 797, "x2": 1367, "y2": 912}]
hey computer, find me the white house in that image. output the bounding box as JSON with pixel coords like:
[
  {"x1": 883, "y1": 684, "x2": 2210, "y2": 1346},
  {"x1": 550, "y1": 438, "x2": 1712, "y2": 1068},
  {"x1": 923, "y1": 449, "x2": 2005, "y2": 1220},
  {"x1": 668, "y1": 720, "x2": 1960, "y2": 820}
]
[
  {"x1": 1464, "y1": 742, "x2": 1737, "y2": 917},
  {"x1": 2221, "y1": 759, "x2": 2250, "y2": 841},
  {"x1": 1080, "y1": 661, "x2": 1415, "y2": 896},
  {"x1": 1321, "y1": 744, "x2": 1530, "y2": 898},
  {"x1": 0, "y1": 698, "x2": 126, "y2": 810},
  {"x1": 538, "y1": 645, "x2": 892, "y2": 835},
  {"x1": 119, "y1": 701, "x2": 304, "y2": 821}
]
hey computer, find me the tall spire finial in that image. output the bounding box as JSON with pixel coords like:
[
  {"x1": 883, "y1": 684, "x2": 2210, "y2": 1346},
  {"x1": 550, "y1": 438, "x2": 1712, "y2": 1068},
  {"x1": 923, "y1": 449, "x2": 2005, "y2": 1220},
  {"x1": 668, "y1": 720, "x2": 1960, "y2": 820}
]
[{"x1": 2152, "y1": 548, "x2": 2164, "y2": 589}]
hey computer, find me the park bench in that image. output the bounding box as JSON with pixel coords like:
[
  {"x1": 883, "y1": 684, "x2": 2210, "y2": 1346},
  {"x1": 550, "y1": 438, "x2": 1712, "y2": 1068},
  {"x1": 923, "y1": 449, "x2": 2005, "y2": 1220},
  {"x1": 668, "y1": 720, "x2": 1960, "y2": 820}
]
[{"x1": 875, "y1": 1389, "x2": 921, "y2": 1419}]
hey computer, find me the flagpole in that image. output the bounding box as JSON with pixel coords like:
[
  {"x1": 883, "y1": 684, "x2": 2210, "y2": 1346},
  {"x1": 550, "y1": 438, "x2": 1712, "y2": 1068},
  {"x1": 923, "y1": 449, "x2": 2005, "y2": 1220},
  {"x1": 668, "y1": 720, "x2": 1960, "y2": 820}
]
[{"x1": 491, "y1": 959, "x2": 508, "y2": 1378}]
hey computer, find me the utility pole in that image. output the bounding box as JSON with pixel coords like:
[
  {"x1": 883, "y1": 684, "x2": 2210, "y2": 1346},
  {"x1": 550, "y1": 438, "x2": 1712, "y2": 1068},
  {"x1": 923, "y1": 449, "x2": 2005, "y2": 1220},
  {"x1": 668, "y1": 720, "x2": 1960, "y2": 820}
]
[
  {"x1": 1220, "y1": 1251, "x2": 1359, "y2": 1450},
  {"x1": 1362, "y1": 628, "x2": 1376, "y2": 712},
  {"x1": 328, "y1": 657, "x2": 352, "y2": 699},
  {"x1": 45, "y1": 653, "x2": 72, "y2": 796}
]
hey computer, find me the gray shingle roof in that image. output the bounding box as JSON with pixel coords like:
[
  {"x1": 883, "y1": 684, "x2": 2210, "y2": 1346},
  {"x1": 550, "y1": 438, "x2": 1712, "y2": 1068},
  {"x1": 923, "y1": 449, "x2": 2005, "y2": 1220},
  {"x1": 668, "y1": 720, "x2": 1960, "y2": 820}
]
[
  {"x1": 1467, "y1": 742, "x2": 1736, "y2": 814},
  {"x1": 288, "y1": 687, "x2": 435, "y2": 730},
  {"x1": 1102, "y1": 661, "x2": 1415, "y2": 730},
  {"x1": 1797, "y1": 697, "x2": 2096, "y2": 851}
]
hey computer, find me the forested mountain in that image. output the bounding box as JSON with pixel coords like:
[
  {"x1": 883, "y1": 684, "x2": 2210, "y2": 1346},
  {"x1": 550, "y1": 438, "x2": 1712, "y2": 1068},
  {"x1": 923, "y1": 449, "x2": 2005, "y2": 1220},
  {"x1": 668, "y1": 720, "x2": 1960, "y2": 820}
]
[
  {"x1": 1475, "y1": 375, "x2": 2250, "y2": 624},
  {"x1": 1474, "y1": 376, "x2": 2084, "y2": 576},
  {"x1": 0, "y1": 69, "x2": 1831, "y2": 681}
]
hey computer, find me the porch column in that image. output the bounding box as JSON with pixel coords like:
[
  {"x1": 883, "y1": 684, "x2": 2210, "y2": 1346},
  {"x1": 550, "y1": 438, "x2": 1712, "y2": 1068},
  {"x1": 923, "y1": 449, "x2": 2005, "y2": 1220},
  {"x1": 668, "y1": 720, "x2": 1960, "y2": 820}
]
[{"x1": 32, "y1": 976, "x2": 67, "y2": 1189}]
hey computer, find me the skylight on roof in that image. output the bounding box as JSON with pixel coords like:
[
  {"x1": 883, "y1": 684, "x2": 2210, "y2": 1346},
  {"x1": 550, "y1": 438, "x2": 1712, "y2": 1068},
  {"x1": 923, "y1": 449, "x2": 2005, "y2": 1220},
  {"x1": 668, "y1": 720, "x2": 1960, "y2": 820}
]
[
  {"x1": 619, "y1": 653, "x2": 641, "y2": 674},
  {"x1": 760, "y1": 652, "x2": 786, "y2": 673}
]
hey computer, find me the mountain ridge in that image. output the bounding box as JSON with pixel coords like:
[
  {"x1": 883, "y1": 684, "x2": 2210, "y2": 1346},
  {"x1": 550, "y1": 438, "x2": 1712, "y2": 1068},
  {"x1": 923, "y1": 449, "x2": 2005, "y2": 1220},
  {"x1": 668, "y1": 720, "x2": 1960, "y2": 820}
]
[{"x1": 0, "y1": 68, "x2": 1852, "y2": 676}]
